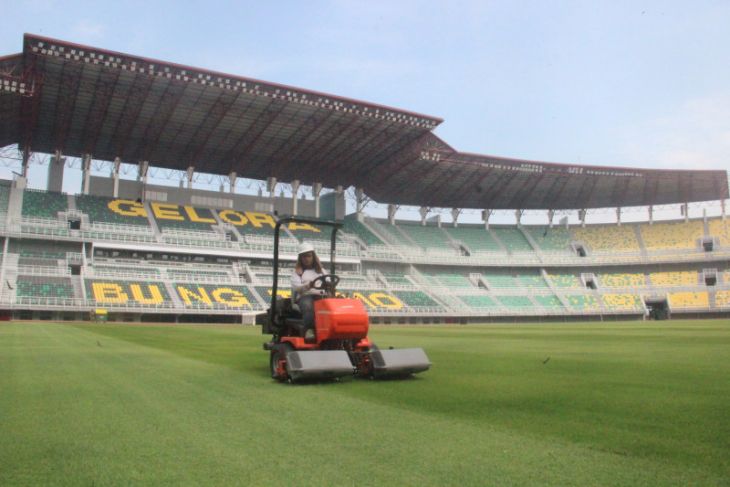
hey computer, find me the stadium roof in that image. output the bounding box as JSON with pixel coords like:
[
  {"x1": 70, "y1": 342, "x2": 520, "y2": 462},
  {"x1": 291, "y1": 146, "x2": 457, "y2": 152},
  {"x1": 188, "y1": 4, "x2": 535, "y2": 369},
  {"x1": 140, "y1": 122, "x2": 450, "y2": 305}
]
[{"x1": 0, "y1": 34, "x2": 726, "y2": 210}]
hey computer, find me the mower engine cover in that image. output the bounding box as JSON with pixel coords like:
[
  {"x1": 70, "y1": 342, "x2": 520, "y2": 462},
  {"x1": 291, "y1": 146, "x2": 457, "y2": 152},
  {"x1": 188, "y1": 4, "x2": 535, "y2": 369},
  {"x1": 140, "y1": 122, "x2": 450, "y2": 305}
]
[{"x1": 314, "y1": 298, "x2": 369, "y2": 341}]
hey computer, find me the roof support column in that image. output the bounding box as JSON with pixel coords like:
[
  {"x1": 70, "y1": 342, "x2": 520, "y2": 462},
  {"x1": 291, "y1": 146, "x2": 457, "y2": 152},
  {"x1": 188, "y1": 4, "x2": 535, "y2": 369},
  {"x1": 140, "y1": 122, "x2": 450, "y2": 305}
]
[
  {"x1": 451, "y1": 208, "x2": 461, "y2": 228},
  {"x1": 515, "y1": 209, "x2": 523, "y2": 226},
  {"x1": 482, "y1": 209, "x2": 493, "y2": 230},
  {"x1": 138, "y1": 161, "x2": 149, "y2": 200},
  {"x1": 579, "y1": 209, "x2": 587, "y2": 228},
  {"x1": 648, "y1": 205, "x2": 654, "y2": 225},
  {"x1": 355, "y1": 187, "x2": 366, "y2": 216},
  {"x1": 21, "y1": 148, "x2": 30, "y2": 178},
  {"x1": 112, "y1": 157, "x2": 121, "y2": 198},
  {"x1": 547, "y1": 209, "x2": 555, "y2": 228},
  {"x1": 419, "y1": 207, "x2": 428, "y2": 226},
  {"x1": 721, "y1": 200, "x2": 726, "y2": 221},
  {"x1": 47, "y1": 150, "x2": 65, "y2": 193},
  {"x1": 267, "y1": 177, "x2": 277, "y2": 199},
  {"x1": 291, "y1": 180, "x2": 300, "y2": 216},
  {"x1": 387, "y1": 204, "x2": 398, "y2": 225},
  {"x1": 616, "y1": 207, "x2": 622, "y2": 226},
  {"x1": 186, "y1": 166, "x2": 195, "y2": 189},
  {"x1": 312, "y1": 182, "x2": 322, "y2": 218},
  {"x1": 82, "y1": 154, "x2": 92, "y2": 195},
  {"x1": 229, "y1": 172, "x2": 237, "y2": 194},
  {"x1": 682, "y1": 202, "x2": 689, "y2": 222}
]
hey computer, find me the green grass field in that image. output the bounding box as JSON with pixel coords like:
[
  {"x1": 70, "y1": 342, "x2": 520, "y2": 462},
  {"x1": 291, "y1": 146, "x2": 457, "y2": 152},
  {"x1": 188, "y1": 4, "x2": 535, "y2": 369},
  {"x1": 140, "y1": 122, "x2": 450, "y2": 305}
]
[{"x1": 1, "y1": 320, "x2": 729, "y2": 486}]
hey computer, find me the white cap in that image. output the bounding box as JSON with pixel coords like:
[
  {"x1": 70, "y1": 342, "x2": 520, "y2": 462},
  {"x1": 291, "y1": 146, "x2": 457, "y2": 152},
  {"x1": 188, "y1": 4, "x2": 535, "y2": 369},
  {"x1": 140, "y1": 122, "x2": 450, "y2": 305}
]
[{"x1": 298, "y1": 241, "x2": 315, "y2": 255}]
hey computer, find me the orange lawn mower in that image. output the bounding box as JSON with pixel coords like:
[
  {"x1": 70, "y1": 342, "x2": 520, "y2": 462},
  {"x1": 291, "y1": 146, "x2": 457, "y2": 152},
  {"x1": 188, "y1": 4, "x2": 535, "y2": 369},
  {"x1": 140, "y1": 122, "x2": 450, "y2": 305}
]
[{"x1": 258, "y1": 216, "x2": 431, "y2": 382}]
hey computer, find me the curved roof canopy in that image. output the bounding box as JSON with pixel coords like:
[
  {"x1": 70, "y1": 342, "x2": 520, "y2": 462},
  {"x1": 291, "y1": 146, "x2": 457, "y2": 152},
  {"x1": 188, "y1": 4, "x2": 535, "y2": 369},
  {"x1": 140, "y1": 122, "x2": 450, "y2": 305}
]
[{"x1": 0, "y1": 34, "x2": 726, "y2": 209}]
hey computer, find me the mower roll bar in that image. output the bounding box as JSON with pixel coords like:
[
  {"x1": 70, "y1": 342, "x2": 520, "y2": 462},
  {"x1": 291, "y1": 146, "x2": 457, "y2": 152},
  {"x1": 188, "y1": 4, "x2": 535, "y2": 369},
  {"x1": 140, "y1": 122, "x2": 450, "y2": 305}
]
[{"x1": 270, "y1": 216, "x2": 342, "y2": 327}]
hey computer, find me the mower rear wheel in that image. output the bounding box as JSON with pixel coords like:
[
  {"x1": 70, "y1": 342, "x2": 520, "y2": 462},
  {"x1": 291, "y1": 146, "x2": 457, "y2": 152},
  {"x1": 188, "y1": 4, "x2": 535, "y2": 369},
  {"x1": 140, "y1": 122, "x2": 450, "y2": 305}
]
[{"x1": 270, "y1": 343, "x2": 293, "y2": 381}]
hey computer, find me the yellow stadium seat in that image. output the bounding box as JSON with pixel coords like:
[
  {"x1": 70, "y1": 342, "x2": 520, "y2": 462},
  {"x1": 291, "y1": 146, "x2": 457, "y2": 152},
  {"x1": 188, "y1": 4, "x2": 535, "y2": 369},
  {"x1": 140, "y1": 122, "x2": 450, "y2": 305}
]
[
  {"x1": 641, "y1": 220, "x2": 704, "y2": 251},
  {"x1": 668, "y1": 292, "x2": 709, "y2": 308},
  {"x1": 573, "y1": 225, "x2": 640, "y2": 252}
]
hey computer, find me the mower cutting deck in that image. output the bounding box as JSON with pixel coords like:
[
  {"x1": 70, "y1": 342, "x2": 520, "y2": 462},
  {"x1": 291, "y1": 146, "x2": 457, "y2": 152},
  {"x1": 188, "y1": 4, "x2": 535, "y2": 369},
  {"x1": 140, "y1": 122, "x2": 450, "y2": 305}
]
[{"x1": 257, "y1": 216, "x2": 431, "y2": 382}]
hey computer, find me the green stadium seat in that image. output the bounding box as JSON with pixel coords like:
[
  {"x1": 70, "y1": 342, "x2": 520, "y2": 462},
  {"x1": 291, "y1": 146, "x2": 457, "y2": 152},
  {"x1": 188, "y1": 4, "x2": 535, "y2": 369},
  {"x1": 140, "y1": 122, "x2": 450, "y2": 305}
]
[
  {"x1": 16, "y1": 276, "x2": 75, "y2": 298},
  {"x1": 525, "y1": 226, "x2": 571, "y2": 252},
  {"x1": 22, "y1": 189, "x2": 68, "y2": 219},
  {"x1": 492, "y1": 228, "x2": 533, "y2": 252},
  {"x1": 76, "y1": 195, "x2": 151, "y2": 226},
  {"x1": 444, "y1": 226, "x2": 502, "y2": 252}
]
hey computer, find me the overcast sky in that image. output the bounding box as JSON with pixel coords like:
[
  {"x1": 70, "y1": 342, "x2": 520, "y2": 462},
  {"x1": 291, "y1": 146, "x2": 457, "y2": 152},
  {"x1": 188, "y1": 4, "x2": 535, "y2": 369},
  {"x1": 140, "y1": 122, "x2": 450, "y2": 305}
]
[{"x1": 1, "y1": 0, "x2": 729, "y2": 221}]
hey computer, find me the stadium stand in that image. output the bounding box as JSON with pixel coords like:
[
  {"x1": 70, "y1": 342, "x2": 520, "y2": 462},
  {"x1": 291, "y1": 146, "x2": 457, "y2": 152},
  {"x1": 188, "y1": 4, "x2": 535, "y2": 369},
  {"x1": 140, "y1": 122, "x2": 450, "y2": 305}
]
[
  {"x1": 649, "y1": 271, "x2": 699, "y2": 287},
  {"x1": 444, "y1": 225, "x2": 502, "y2": 252},
  {"x1": 573, "y1": 225, "x2": 640, "y2": 252},
  {"x1": 525, "y1": 226, "x2": 572, "y2": 252},
  {"x1": 602, "y1": 293, "x2": 643, "y2": 311},
  {"x1": 566, "y1": 294, "x2": 601, "y2": 311},
  {"x1": 398, "y1": 222, "x2": 453, "y2": 251},
  {"x1": 547, "y1": 273, "x2": 582, "y2": 288},
  {"x1": 599, "y1": 273, "x2": 646, "y2": 288},
  {"x1": 75, "y1": 195, "x2": 151, "y2": 226},
  {"x1": 641, "y1": 220, "x2": 704, "y2": 251},
  {"x1": 22, "y1": 189, "x2": 68, "y2": 219},
  {"x1": 668, "y1": 291, "x2": 709, "y2": 309},
  {"x1": 708, "y1": 218, "x2": 730, "y2": 248},
  {"x1": 492, "y1": 227, "x2": 533, "y2": 252},
  {"x1": 16, "y1": 276, "x2": 75, "y2": 299}
]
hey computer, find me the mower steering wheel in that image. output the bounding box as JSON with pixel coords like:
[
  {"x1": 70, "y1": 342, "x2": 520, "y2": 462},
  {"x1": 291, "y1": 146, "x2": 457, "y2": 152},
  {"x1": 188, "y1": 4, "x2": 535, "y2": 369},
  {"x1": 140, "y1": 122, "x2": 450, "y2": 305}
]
[{"x1": 310, "y1": 274, "x2": 340, "y2": 294}]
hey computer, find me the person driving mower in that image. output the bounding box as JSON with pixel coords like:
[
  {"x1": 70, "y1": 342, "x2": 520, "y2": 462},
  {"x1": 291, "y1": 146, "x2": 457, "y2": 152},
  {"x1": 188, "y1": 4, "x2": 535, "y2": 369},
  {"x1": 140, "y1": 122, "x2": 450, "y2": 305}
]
[{"x1": 290, "y1": 242, "x2": 324, "y2": 339}]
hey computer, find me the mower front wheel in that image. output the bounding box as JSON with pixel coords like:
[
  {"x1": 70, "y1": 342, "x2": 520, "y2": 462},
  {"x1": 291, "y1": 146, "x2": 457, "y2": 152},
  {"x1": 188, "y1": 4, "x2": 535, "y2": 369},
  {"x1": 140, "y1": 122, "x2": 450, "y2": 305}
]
[{"x1": 270, "y1": 343, "x2": 293, "y2": 381}]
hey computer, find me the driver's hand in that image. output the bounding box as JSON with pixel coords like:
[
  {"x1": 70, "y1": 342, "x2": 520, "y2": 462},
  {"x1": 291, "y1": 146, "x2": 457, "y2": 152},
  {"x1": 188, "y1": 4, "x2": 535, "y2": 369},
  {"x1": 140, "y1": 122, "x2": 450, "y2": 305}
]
[{"x1": 305, "y1": 282, "x2": 313, "y2": 290}]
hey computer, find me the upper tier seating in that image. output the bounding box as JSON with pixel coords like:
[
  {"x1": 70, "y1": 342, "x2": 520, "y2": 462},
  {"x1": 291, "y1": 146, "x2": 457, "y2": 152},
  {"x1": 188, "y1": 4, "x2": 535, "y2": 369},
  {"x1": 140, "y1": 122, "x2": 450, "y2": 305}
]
[
  {"x1": 492, "y1": 228, "x2": 533, "y2": 252},
  {"x1": 152, "y1": 203, "x2": 218, "y2": 231},
  {"x1": 573, "y1": 225, "x2": 640, "y2": 252},
  {"x1": 641, "y1": 220, "x2": 703, "y2": 251},
  {"x1": 372, "y1": 221, "x2": 413, "y2": 247},
  {"x1": 16, "y1": 276, "x2": 75, "y2": 299},
  {"x1": 444, "y1": 226, "x2": 502, "y2": 252},
  {"x1": 85, "y1": 279, "x2": 171, "y2": 306},
  {"x1": 173, "y1": 283, "x2": 258, "y2": 309},
  {"x1": 668, "y1": 291, "x2": 709, "y2": 309},
  {"x1": 525, "y1": 226, "x2": 572, "y2": 252},
  {"x1": 708, "y1": 219, "x2": 730, "y2": 248},
  {"x1": 599, "y1": 273, "x2": 645, "y2": 288},
  {"x1": 341, "y1": 218, "x2": 385, "y2": 246},
  {"x1": 22, "y1": 189, "x2": 68, "y2": 219},
  {"x1": 398, "y1": 223, "x2": 452, "y2": 250},
  {"x1": 601, "y1": 293, "x2": 643, "y2": 311},
  {"x1": 0, "y1": 180, "x2": 10, "y2": 214},
  {"x1": 649, "y1": 271, "x2": 698, "y2": 287},
  {"x1": 76, "y1": 195, "x2": 151, "y2": 226}
]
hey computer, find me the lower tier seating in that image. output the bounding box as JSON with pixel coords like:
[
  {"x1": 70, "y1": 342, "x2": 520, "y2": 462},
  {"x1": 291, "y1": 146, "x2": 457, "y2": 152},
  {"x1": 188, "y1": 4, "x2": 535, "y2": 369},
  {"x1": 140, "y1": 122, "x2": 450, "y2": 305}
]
[
  {"x1": 668, "y1": 292, "x2": 709, "y2": 309},
  {"x1": 16, "y1": 276, "x2": 75, "y2": 299},
  {"x1": 85, "y1": 280, "x2": 171, "y2": 306}
]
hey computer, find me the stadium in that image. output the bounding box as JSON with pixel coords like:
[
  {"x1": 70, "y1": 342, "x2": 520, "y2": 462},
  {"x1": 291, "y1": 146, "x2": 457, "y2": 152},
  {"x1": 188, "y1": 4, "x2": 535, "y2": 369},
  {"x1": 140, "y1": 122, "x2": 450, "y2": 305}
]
[{"x1": 2, "y1": 33, "x2": 730, "y2": 485}]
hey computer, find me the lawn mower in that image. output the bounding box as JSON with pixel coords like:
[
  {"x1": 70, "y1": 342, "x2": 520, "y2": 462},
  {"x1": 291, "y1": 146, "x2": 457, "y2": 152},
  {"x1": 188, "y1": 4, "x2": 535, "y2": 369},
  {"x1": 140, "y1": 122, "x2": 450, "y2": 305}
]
[{"x1": 258, "y1": 216, "x2": 431, "y2": 382}]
